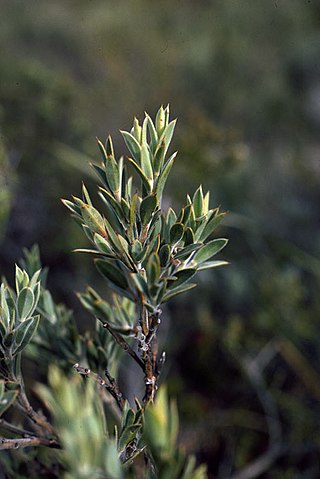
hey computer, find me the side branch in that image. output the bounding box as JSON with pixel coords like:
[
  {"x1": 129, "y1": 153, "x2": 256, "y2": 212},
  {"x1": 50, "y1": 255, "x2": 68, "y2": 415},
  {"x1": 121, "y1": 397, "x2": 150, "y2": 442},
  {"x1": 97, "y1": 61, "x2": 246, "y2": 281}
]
[
  {"x1": 0, "y1": 436, "x2": 60, "y2": 450},
  {"x1": 101, "y1": 320, "x2": 144, "y2": 370}
]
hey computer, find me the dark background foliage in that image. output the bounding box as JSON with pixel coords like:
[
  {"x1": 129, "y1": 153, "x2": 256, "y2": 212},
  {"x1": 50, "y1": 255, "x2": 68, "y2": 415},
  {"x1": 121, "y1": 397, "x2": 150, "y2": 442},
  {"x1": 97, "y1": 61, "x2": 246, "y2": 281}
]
[{"x1": 0, "y1": 1, "x2": 320, "y2": 477}]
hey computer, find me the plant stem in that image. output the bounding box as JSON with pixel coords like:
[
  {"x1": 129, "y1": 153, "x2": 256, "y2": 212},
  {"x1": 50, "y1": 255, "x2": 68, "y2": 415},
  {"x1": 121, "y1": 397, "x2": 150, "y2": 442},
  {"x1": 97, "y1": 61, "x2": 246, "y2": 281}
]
[
  {"x1": 0, "y1": 436, "x2": 60, "y2": 450},
  {"x1": 102, "y1": 321, "x2": 144, "y2": 370}
]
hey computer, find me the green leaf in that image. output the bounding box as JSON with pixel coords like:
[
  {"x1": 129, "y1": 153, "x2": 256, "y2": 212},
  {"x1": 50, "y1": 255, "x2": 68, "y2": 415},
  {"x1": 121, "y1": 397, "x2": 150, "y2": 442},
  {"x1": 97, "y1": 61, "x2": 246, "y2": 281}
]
[
  {"x1": 121, "y1": 131, "x2": 141, "y2": 162},
  {"x1": 13, "y1": 315, "x2": 40, "y2": 355},
  {"x1": 127, "y1": 157, "x2": 151, "y2": 193},
  {"x1": 199, "y1": 212, "x2": 226, "y2": 242},
  {"x1": 174, "y1": 243, "x2": 202, "y2": 261},
  {"x1": 146, "y1": 113, "x2": 158, "y2": 153},
  {"x1": 130, "y1": 273, "x2": 149, "y2": 298},
  {"x1": 118, "y1": 424, "x2": 141, "y2": 453},
  {"x1": 81, "y1": 204, "x2": 106, "y2": 236},
  {"x1": 140, "y1": 194, "x2": 157, "y2": 225},
  {"x1": 91, "y1": 163, "x2": 109, "y2": 187},
  {"x1": 167, "y1": 269, "x2": 196, "y2": 289},
  {"x1": 94, "y1": 233, "x2": 114, "y2": 256},
  {"x1": 81, "y1": 182, "x2": 92, "y2": 206},
  {"x1": 155, "y1": 105, "x2": 166, "y2": 135},
  {"x1": 196, "y1": 260, "x2": 229, "y2": 271},
  {"x1": 15, "y1": 265, "x2": 27, "y2": 294},
  {"x1": 106, "y1": 135, "x2": 115, "y2": 158},
  {"x1": 146, "y1": 252, "x2": 161, "y2": 286},
  {"x1": 193, "y1": 238, "x2": 228, "y2": 264},
  {"x1": 131, "y1": 240, "x2": 143, "y2": 262},
  {"x1": 170, "y1": 223, "x2": 184, "y2": 244},
  {"x1": 159, "y1": 244, "x2": 170, "y2": 267},
  {"x1": 0, "y1": 387, "x2": 18, "y2": 416},
  {"x1": 95, "y1": 259, "x2": 134, "y2": 300},
  {"x1": 17, "y1": 287, "x2": 35, "y2": 321},
  {"x1": 193, "y1": 186, "x2": 204, "y2": 218},
  {"x1": 162, "y1": 283, "x2": 197, "y2": 302},
  {"x1": 155, "y1": 151, "x2": 177, "y2": 198},
  {"x1": 132, "y1": 117, "x2": 142, "y2": 142},
  {"x1": 105, "y1": 156, "x2": 120, "y2": 199},
  {"x1": 183, "y1": 227, "x2": 195, "y2": 246},
  {"x1": 140, "y1": 143, "x2": 153, "y2": 182},
  {"x1": 161, "y1": 119, "x2": 176, "y2": 157},
  {"x1": 0, "y1": 321, "x2": 6, "y2": 339}
]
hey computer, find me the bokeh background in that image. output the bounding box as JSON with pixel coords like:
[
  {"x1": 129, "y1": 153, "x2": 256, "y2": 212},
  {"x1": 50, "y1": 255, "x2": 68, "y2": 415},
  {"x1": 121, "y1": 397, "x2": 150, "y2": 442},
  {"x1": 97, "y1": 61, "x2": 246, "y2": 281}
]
[{"x1": 1, "y1": 0, "x2": 320, "y2": 477}]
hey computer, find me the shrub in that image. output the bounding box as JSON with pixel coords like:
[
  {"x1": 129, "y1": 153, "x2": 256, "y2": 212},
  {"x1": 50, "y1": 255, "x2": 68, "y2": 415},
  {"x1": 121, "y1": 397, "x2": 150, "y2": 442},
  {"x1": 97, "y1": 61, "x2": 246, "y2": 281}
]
[{"x1": 0, "y1": 106, "x2": 228, "y2": 478}]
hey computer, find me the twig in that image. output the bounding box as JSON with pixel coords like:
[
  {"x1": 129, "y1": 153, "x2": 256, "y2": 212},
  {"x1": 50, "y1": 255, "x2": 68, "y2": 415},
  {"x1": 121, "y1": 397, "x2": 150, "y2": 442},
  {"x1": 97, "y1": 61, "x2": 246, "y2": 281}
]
[
  {"x1": 101, "y1": 321, "x2": 144, "y2": 370},
  {"x1": 0, "y1": 418, "x2": 35, "y2": 438},
  {"x1": 0, "y1": 436, "x2": 60, "y2": 450},
  {"x1": 72, "y1": 363, "x2": 125, "y2": 411},
  {"x1": 16, "y1": 385, "x2": 56, "y2": 436},
  {"x1": 104, "y1": 367, "x2": 125, "y2": 411}
]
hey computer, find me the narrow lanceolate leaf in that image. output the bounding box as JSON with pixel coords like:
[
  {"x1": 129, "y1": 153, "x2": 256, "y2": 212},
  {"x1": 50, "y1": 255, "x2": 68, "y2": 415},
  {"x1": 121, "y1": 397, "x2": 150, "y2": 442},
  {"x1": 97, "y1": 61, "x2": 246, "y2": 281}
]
[
  {"x1": 81, "y1": 182, "x2": 92, "y2": 206},
  {"x1": 97, "y1": 138, "x2": 109, "y2": 162},
  {"x1": 161, "y1": 119, "x2": 176, "y2": 157},
  {"x1": 155, "y1": 105, "x2": 166, "y2": 135},
  {"x1": 140, "y1": 144, "x2": 153, "y2": 182},
  {"x1": 133, "y1": 118, "x2": 142, "y2": 142},
  {"x1": 153, "y1": 141, "x2": 165, "y2": 176},
  {"x1": 121, "y1": 131, "x2": 141, "y2": 163},
  {"x1": 162, "y1": 283, "x2": 197, "y2": 303},
  {"x1": 167, "y1": 268, "x2": 196, "y2": 289},
  {"x1": 94, "y1": 233, "x2": 114, "y2": 256},
  {"x1": 199, "y1": 212, "x2": 226, "y2": 242},
  {"x1": 131, "y1": 239, "x2": 143, "y2": 262},
  {"x1": 91, "y1": 163, "x2": 109, "y2": 188},
  {"x1": 140, "y1": 195, "x2": 157, "y2": 225},
  {"x1": 105, "y1": 156, "x2": 120, "y2": 199},
  {"x1": 17, "y1": 287, "x2": 35, "y2": 321},
  {"x1": 13, "y1": 315, "x2": 40, "y2": 355},
  {"x1": 0, "y1": 387, "x2": 18, "y2": 416},
  {"x1": 174, "y1": 243, "x2": 202, "y2": 261},
  {"x1": 193, "y1": 186, "x2": 204, "y2": 218},
  {"x1": 106, "y1": 135, "x2": 115, "y2": 158},
  {"x1": 169, "y1": 223, "x2": 184, "y2": 245},
  {"x1": 61, "y1": 199, "x2": 81, "y2": 216},
  {"x1": 155, "y1": 151, "x2": 177, "y2": 198},
  {"x1": 159, "y1": 244, "x2": 170, "y2": 267},
  {"x1": 127, "y1": 157, "x2": 151, "y2": 193},
  {"x1": 193, "y1": 238, "x2": 228, "y2": 264},
  {"x1": 95, "y1": 259, "x2": 134, "y2": 300},
  {"x1": 146, "y1": 252, "x2": 161, "y2": 286},
  {"x1": 146, "y1": 113, "x2": 158, "y2": 153},
  {"x1": 196, "y1": 260, "x2": 229, "y2": 271},
  {"x1": 130, "y1": 273, "x2": 149, "y2": 297},
  {"x1": 81, "y1": 204, "x2": 106, "y2": 236},
  {"x1": 183, "y1": 227, "x2": 195, "y2": 246}
]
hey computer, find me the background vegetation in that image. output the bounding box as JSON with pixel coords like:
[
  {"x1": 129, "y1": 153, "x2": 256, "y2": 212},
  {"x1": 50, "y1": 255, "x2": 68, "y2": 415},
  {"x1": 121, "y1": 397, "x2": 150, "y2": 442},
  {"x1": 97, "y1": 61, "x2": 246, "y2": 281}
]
[{"x1": 0, "y1": 0, "x2": 319, "y2": 477}]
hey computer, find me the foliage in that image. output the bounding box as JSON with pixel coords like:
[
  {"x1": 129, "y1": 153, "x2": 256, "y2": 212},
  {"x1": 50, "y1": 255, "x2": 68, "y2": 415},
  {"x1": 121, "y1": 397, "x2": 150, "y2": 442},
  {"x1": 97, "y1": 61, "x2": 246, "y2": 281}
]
[{"x1": 0, "y1": 107, "x2": 228, "y2": 477}]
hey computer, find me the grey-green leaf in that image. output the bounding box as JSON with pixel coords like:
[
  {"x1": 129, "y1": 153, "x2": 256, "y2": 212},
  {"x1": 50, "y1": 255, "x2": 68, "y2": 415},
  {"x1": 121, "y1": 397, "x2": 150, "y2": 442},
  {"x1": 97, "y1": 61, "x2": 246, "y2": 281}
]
[
  {"x1": 162, "y1": 283, "x2": 197, "y2": 303},
  {"x1": 140, "y1": 195, "x2": 157, "y2": 225},
  {"x1": 193, "y1": 239, "x2": 228, "y2": 264},
  {"x1": 170, "y1": 223, "x2": 184, "y2": 244},
  {"x1": 17, "y1": 287, "x2": 35, "y2": 321},
  {"x1": 13, "y1": 315, "x2": 40, "y2": 355}
]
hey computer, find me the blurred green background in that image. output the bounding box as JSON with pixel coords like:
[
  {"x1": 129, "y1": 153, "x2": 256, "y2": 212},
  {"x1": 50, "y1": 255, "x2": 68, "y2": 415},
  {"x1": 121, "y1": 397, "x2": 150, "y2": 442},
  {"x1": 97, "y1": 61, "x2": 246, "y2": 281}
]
[{"x1": 1, "y1": 0, "x2": 320, "y2": 477}]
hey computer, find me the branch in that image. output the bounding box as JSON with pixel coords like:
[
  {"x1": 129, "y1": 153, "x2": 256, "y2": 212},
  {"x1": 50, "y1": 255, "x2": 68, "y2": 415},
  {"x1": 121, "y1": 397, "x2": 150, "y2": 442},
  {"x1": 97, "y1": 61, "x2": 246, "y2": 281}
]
[
  {"x1": 0, "y1": 418, "x2": 35, "y2": 438},
  {"x1": 16, "y1": 385, "x2": 56, "y2": 437},
  {"x1": 101, "y1": 320, "x2": 144, "y2": 370},
  {"x1": 72, "y1": 363, "x2": 125, "y2": 411},
  {"x1": 0, "y1": 436, "x2": 60, "y2": 450}
]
